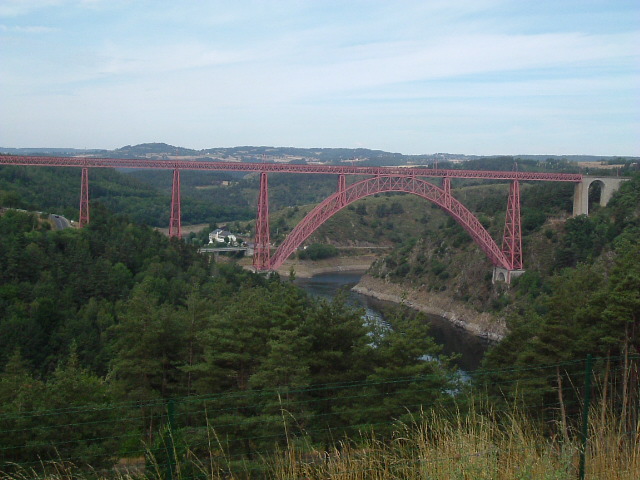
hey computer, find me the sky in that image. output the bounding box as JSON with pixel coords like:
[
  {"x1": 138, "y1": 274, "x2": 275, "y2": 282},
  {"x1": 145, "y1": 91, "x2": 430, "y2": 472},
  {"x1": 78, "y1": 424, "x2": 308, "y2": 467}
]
[{"x1": 1, "y1": 0, "x2": 639, "y2": 156}]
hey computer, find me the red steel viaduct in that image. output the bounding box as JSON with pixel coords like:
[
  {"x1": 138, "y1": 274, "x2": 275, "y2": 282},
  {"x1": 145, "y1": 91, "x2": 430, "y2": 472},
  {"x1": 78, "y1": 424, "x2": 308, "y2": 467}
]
[{"x1": 0, "y1": 155, "x2": 627, "y2": 283}]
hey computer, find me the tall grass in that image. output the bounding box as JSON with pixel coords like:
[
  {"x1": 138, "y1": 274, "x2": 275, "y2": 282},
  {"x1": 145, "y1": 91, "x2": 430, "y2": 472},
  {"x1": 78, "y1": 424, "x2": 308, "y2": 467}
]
[
  {"x1": 270, "y1": 405, "x2": 638, "y2": 480},
  {"x1": 2, "y1": 403, "x2": 637, "y2": 480}
]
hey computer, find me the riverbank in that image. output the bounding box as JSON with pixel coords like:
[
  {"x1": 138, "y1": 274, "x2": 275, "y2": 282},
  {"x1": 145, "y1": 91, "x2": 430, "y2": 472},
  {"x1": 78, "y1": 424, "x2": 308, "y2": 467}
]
[
  {"x1": 240, "y1": 254, "x2": 506, "y2": 342},
  {"x1": 352, "y1": 275, "x2": 506, "y2": 342},
  {"x1": 273, "y1": 254, "x2": 378, "y2": 278}
]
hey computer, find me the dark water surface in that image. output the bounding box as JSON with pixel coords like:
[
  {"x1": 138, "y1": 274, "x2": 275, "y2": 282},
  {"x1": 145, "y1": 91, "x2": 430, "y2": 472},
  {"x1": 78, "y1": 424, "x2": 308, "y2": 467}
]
[{"x1": 295, "y1": 271, "x2": 489, "y2": 371}]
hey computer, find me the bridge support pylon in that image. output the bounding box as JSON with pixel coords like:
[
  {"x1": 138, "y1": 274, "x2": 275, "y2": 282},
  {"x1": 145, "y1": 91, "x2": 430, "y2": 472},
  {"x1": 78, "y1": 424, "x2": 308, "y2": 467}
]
[
  {"x1": 572, "y1": 176, "x2": 628, "y2": 216},
  {"x1": 253, "y1": 172, "x2": 271, "y2": 271},
  {"x1": 169, "y1": 169, "x2": 181, "y2": 238},
  {"x1": 494, "y1": 179, "x2": 524, "y2": 284},
  {"x1": 502, "y1": 179, "x2": 523, "y2": 271},
  {"x1": 79, "y1": 167, "x2": 89, "y2": 227}
]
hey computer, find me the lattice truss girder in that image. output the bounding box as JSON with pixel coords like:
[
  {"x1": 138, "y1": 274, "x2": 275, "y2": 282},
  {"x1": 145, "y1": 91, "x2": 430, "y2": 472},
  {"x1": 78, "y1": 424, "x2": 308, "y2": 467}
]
[
  {"x1": 269, "y1": 175, "x2": 511, "y2": 271},
  {"x1": 0, "y1": 155, "x2": 582, "y2": 182}
]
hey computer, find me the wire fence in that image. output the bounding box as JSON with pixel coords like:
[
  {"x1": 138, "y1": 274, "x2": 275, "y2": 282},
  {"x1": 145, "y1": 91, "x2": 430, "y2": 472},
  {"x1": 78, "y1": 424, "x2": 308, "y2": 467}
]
[{"x1": 0, "y1": 354, "x2": 638, "y2": 479}]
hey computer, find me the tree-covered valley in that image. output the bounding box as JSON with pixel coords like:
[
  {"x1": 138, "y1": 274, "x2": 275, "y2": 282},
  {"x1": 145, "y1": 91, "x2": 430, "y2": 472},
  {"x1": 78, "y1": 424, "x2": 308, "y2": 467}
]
[
  {"x1": 0, "y1": 153, "x2": 638, "y2": 478},
  {"x1": 0, "y1": 206, "x2": 457, "y2": 473}
]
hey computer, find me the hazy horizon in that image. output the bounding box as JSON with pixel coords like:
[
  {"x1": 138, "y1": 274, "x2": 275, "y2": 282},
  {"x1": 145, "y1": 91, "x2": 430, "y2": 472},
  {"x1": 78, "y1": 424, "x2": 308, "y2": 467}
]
[
  {"x1": 3, "y1": 142, "x2": 638, "y2": 160},
  {"x1": 1, "y1": 1, "x2": 638, "y2": 156}
]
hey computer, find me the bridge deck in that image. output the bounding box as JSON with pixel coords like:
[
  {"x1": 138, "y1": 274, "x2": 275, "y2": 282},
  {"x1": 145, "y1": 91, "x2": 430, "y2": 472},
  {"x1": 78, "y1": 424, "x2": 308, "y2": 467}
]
[{"x1": 0, "y1": 156, "x2": 582, "y2": 182}]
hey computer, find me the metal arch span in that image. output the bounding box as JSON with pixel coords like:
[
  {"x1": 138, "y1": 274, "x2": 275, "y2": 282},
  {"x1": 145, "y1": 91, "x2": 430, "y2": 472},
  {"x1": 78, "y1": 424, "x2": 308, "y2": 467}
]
[{"x1": 269, "y1": 175, "x2": 511, "y2": 271}]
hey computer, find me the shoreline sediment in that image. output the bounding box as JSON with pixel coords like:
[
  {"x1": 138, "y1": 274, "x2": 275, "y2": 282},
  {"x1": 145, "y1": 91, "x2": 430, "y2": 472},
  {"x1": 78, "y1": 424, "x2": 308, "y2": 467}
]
[
  {"x1": 352, "y1": 275, "x2": 506, "y2": 343},
  {"x1": 272, "y1": 254, "x2": 377, "y2": 278}
]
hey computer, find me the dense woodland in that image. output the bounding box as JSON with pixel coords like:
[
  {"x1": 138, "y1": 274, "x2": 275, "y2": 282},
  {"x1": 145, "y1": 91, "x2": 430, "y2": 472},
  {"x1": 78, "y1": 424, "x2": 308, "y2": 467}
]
[
  {"x1": 482, "y1": 173, "x2": 640, "y2": 392},
  {"x1": 0, "y1": 206, "x2": 456, "y2": 469},
  {"x1": 368, "y1": 172, "x2": 640, "y2": 422},
  {"x1": 0, "y1": 156, "x2": 638, "y2": 476},
  {"x1": 0, "y1": 166, "x2": 253, "y2": 228}
]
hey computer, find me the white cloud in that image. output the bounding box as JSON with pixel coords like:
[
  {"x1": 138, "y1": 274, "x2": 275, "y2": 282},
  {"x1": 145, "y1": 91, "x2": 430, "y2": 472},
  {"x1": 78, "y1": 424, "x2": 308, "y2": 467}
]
[
  {"x1": 0, "y1": 0, "x2": 62, "y2": 16},
  {"x1": 67, "y1": 29, "x2": 637, "y2": 111},
  {"x1": 0, "y1": 0, "x2": 638, "y2": 154},
  {"x1": 97, "y1": 41, "x2": 257, "y2": 76},
  {"x1": 0, "y1": 24, "x2": 56, "y2": 33},
  {"x1": 292, "y1": 31, "x2": 639, "y2": 93},
  {"x1": 0, "y1": 0, "x2": 125, "y2": 16}
]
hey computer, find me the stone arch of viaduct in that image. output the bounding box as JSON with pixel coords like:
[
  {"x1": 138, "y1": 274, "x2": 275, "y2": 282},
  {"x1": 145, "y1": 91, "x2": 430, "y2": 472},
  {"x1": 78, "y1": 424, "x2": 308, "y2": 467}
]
[{"x1": 573, "y1": 176, "x2": 628, "y2": 216}]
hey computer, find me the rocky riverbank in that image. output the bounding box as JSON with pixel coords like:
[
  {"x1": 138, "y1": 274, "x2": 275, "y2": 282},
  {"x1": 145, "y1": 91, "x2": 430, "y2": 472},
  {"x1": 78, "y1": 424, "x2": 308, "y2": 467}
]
[
  {"x1": 352, "y1": 275, "x2": 506, "y2": 342},
  {"x1": 273, "y1": 255, "x2": 378, "y2": 278}
]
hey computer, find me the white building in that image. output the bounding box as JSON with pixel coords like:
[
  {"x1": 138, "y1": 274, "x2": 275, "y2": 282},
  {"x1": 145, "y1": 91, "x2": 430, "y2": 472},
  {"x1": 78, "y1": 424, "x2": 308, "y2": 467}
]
[{"x1": 209, "y1": 228, "x2": 238, "y2": 245}]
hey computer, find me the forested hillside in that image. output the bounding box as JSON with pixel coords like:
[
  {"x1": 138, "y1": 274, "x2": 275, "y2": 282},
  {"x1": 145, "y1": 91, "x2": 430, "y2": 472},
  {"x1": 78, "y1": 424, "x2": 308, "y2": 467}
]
[
  {"x1": 363, "y1": 179, "x2": 575, "y2": 308},
  {"x1": 362, "y1": 172, "x2": 640, "y2": 398},
  {"x1": 0, "y1": 164, "x2": 353, "y2": 230},
  {"x1": 0, "y1": 204, "x2": 637, "y2": 477},
  {"x1": 482, "y1": 173, "x2": 640, "y2": 367},
  {"x1": 127, "y1": 170, "x2": 341, "y2": 215},
  {"x1": 0, "y1": 154, "x2": 638, "y2": 478},
  {"x1": 0, "y1": 165, "x2": 253, "y2": 227},
  {"x1": 0, "y1": 151, "x2": 640, "y2": 478},
  {"x1": 0, "y1": 207, "x2": 455, "y2": 471}
]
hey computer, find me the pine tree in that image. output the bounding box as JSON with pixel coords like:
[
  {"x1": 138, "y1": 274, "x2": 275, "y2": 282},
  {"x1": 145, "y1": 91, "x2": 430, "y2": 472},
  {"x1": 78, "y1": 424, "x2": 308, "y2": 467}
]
[{"x1": 110, "y1": 280, "x2": 186, "y2": 400}]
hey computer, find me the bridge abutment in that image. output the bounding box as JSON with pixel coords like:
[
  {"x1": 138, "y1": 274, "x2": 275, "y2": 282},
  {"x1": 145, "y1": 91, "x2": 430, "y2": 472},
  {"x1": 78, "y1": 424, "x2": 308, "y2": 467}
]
[
  {"x1": 572, "y1": 176, "x2": 627, "y2": 216},
  {"x1": 492, "y1": 267, "x2": 525, "y2": 284}
]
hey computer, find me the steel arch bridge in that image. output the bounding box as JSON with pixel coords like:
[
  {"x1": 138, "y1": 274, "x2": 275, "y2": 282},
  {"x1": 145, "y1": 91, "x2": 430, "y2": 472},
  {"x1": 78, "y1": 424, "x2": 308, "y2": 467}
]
[
  {"x1": 1, "y1": 154, "x2": 589, "y2": 281},
  {"x1": 269, "y1": 175, "x2": 512, "y2": 272}
]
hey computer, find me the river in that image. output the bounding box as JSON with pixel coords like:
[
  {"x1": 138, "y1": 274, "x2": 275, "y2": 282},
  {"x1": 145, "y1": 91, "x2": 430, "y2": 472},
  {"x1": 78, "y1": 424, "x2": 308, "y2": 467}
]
[{"x1": 295, "y1": 271, "x2": 489, "y2": 371}]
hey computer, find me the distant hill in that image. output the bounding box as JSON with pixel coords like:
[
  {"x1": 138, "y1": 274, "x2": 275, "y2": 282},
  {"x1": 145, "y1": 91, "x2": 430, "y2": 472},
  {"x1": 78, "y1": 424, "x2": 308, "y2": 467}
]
[
  {"x1": 4, "y1": 143, "x2": 637, "y2": 167},
  {"x1": 0, "y1": 147, "x2": 108, "y2": 156},
  {"x1": 113, "y1": 143, "x2": 198, "y2": 157}
]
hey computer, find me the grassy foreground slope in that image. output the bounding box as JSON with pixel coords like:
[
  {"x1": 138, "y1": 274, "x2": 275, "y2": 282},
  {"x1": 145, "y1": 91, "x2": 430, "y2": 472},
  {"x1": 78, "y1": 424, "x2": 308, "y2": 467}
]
[{"x1": 2, "y1": 377, "x2": 638, "y2": 479}]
